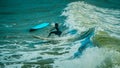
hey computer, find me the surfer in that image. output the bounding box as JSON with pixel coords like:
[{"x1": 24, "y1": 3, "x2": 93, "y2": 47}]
[{"x1": 48, "y1": 23, "x2": 62, "y2": 37}]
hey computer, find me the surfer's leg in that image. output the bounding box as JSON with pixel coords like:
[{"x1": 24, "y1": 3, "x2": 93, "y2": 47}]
[
  {"x1": 48, "y1": 32, "x2": 52, "y2": 37},
  {"x1": 57, "y1": 31, "x2": 62, "y2": 37},
  {"x1": 48, "y1": 31, "x2": 62, "y2": 37},
  {"x1": 48, "y1": 31, "x2": 56, "y2": 37},
  {"x1": 55, "y1": 31, "x2": 62, "y2": 37}
]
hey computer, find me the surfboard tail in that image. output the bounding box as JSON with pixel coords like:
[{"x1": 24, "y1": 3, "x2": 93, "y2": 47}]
[{"x1": 29, "y1": 29, "x2": 38, "y2": 32}]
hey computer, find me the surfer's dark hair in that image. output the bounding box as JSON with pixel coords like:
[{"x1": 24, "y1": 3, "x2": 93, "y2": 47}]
[{"x1": 55, "y1": 23, "x2": 58, "y2": 27}]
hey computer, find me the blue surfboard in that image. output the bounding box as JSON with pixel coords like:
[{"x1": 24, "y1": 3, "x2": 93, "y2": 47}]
[{"x1": 29, "y1": 22, "x2": 50, "y2": 32}]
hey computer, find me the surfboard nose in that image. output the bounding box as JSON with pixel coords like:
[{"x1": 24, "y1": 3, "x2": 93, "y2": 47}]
[{"x1": 29, "y1": 29, "x2": 37, "y2": 32}]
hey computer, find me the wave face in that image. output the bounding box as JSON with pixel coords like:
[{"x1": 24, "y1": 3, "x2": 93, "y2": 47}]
[
  {"x1": 59, "y1": 0, "x2": 120, "y2": 68},
  {"x1": 62, "y1": 1, "x2": 120, "y2": 37}
]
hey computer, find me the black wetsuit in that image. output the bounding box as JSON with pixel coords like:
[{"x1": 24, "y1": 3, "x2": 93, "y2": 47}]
[{"x1": 48, "y1": 23, "x2": 62, "y2": 37}]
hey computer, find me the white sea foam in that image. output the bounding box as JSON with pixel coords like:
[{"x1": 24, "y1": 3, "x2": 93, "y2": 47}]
[
  {"x1": 54, "y1": 47, "x2": 120, "y2": 68},
  {"x1": 61, "y1": 1, "x2": 120, "y2": 37},
  {"x1": 53, "y1": 1, "x2": 120, "y2": 68}
]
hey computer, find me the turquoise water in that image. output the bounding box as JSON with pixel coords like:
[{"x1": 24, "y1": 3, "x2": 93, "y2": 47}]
[{"x1": 0, "y1": 0, "x2": 120, "y2": 68}]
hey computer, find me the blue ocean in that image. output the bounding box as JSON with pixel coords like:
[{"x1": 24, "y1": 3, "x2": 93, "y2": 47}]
[{"x1": 0, "y1": 0, "x2": 120, "y2": 68}]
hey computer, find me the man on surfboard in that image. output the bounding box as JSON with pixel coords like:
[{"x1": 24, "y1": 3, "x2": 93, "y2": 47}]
[{"x1": 48, "y1": 23, "x2": 62, "y2": 37}]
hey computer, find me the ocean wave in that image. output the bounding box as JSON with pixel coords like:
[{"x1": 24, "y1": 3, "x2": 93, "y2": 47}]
[{"x1": 61, "y1": 1, "x2": 120, "y2": 37}]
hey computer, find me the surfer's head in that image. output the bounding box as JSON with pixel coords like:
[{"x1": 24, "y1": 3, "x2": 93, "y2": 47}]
[{"x1": 55, "y1": 23, "x2": 58, "y2": 27}]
